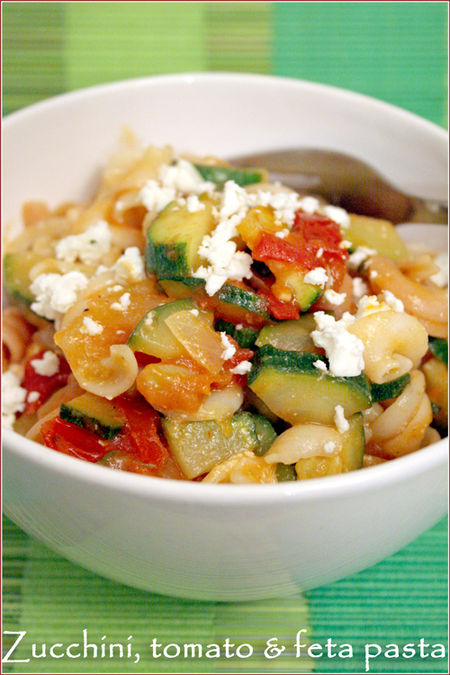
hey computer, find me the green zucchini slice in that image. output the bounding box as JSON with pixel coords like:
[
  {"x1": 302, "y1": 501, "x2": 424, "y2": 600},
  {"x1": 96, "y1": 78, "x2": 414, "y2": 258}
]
[
  {"x1": 145, "y1": 197, "x2": 216, "y2": 279},
  {"x1": 3, "y1": 251, "x2": 42, "y2": 306},
  {"x1": 429, "y1": 338, "x2": 448, "y2": 366},
  {"x1": 215, "y1": 319, "x2": 259, "y2": 349},
  {"x1": 370, "y1": 373, "x2": 410, "y2": 402},
  {"x1": 256, "y1": 314, "x2": 316, "y2": 352},
  {"x1": 248, "y1": 346, "x2": 372, "y2": 425},
  {"x1": 60, "y1": 393, "x2": 125, "y2": 440},
  {"x1": 194, "y1": 164, "x2": 265, "y2": 188}
]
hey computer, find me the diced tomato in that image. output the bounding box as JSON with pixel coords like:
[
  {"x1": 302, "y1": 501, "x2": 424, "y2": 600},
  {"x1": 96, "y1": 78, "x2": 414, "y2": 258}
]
[
  {"x1": 293, "y1": 210, "x2": 349, "y2": 265},
  {"x1": 258, "y1": 290, "x2": 300, "y2": 320},
  {"x1": 114, "y1": 394, "x2": 169, "y2": 466},
  {"x1": 252, "y1": 233, "x2": 314, "y2": 268},
  {"x1": 134, "y1": 351, "x2": 161, "y2": 368},
  {"x1": 225, "y1": 347, "x2": 255, "y2": 386},
  {"x1": 40, "y1": 417, "x2": 108, "y2": 462},
  {"x1": 22, "y1": 351, "x2": 71, "y2": 415}
]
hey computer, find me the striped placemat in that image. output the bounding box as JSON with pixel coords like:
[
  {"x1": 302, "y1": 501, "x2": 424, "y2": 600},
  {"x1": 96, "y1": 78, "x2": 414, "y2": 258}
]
[{"x1": 2, "y1": 2, "x2": 448, "y2": 673}]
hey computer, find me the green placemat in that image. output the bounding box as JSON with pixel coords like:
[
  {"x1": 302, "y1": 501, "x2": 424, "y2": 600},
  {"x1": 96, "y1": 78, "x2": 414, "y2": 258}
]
[{"x1": 2, "y1": 3, "x2": 448, "y2": 673}]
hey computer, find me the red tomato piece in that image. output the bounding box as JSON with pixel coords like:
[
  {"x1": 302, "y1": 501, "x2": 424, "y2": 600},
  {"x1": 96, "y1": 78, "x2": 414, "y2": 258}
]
[
  {"x1": 22, "y1": 351, "x2": 71, "y2": 415},
  {"x1": 40, "y1": 417, "x2": 109, "y2": 462},
  {"x1": 252, "y1": 233, "x2": 314, "y2": 268},
  {"x1": 258, "y1": 290, "x2": 300, "y2": 320},
  {"x1": 134, "y1": 351, "x2": 161, "y2": 368},
  {"x1": 114, "y1": 394, "x2": 170, "y2": 466}
]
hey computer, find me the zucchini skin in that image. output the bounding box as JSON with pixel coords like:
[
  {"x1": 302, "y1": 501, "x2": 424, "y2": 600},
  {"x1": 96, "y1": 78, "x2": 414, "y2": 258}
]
[
  {"x1": 215, "y1": 320, "x2": 259, "y2": 349},
  {"x1": 146, "y1": 242, "x2": 190, "y2": 278},
  {"x1": 216, "y1": 284, "x2": 271, "y2": 320},
  {"x1": 276, "y1": 463, "x2": 297, "y2": 482},
  {"x1": 194, "y1": 164, "x2": 264, "y2": 188},
  {"x1": 60, "y1": 394, "x2": 125, "y2": 440},
  {"x1": 371, "y1": 373, "x2": 410, "y2": 403},
  {"x1": 3, "y1": 252, "x2": 41, "y2": 306},
  {"x1": 249, "y1": 346, "x2": 372, "y2": 425},
  {"x1": 429, "y1": 338, "x2": 448, "y2": 366}
]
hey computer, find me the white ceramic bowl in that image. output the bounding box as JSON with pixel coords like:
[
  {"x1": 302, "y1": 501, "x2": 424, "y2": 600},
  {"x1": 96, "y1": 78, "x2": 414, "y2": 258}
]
[{"x1": 2, "y1": 74, "x2": 448, "y2": 601}]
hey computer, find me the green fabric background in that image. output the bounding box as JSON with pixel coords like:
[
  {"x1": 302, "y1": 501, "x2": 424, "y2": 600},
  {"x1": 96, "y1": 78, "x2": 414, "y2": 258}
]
[{"x1": 2, "y1": 2, "x2": 448, "y2": 673}]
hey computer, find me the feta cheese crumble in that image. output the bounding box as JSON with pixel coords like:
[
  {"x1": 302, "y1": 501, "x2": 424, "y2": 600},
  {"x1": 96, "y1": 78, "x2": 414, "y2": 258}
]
[
  {"x1": 230, "y1": 361, "x2": 252, "y2": 375},
  {"x1": 186, "y1": 195, "x2": 206, "y2": 213},
  {"x1": 334, "y1": 405, "x2": 350, "y2": 433},
  {"x1": 220, "y1": 332, "x2": 236, "y2": 361},
  {"x1": 312, "y1": 311, "x2": 365, "y2": 377},
  {"x1": 27, "y1": 391, "x2": 40, "y2": 403},
  {"x1": 352, "y1": 277, "x2": 368, "y2": 300},
  {"x1": 2, "y1": 370, "x2": 27, "y2": 428},
  {"x1": 111, "y1": 292, "x2": 131, "y2": 311},
  {"x1": 347, "y1": 246, "x2": 376, "y2": 271},
  {"x1": 323, "y1": 441, "x2": 337, "y2": 455},
  {"x1": 30, "y1": 351, "x2": 59, "y2": 376},
  {"x1": 113, "y1": 247, "x2": 146, "y2": 283},
  {"x1": 55, "y1": 220, "x2": 112, "y2": 265},
  {"x1": 430, "y1": 252, "x2": 448, "y2": 288},
  {"x1": 319, "y1": 205, "x2": 350, "y2": 229},
  {"x1": 81, "y1": 317, "x2": 104, "y2": 336},
  {"x1": 30, "y1": 271, "x2": 88, "y2": 321},
  {"x1": 324, "y1": 289, "x2": 346, "y2": 305},
  {"x1": 381, "y1": 290, "x2": 404, "y2": 313},
  {"x1": 303, "y1": 267, "x2": 329, "y2": 288},
  {"x1": 313, "y1": 359, "x2": 328, "y2": 373}
]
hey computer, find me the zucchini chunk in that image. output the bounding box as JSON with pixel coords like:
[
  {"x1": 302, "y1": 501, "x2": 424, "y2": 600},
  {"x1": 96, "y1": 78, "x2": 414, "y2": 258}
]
[
  {"x1": 256, "y1": 314, "x2": 316, "y2": 352},
  {"x1": 60, "y1": 393, "x2": 125, "y2": 440},
  {"x1": 215, "y1": 319, "x2": 259, "y2": 349},
  {"x1": 162, "y1": 411, "x2": 274, "y2": 479},
  {"x1": 429, "y1": 338, "x2": 448, "y2": 366},
  {"x1": 194, "y1": 164, "x2": 265, "y2": 188},
  {"x1": 371, "y1": 373, "x2": 410, "y2": 403},
  {"x1": 295, "y1": 413, "x2": 365, "y2": 479},
  {"x1": 145, "y1": 197, "x2": 216, "y2": 279},
  {"x1": 346, "y1": 214, "x2": 408, "y2": 261},
  {"x1": 276, "y1": 463, "x2": 297, "y2": 482},
  {"x1": 248, "y1": 346, "x2": 372, "y2": 425},
  {"x1": 252, "y1": 414, "x2": 277, "y2": 456},
  {"x1": 3, "y1": 252, "x2": 42, "y2": 306},
  {"x1": 160, "y1": 278, "x2": 273, "y2": 328},
  {"x1": 128, "y1": 299, "x2": 211, "y2": 360}
]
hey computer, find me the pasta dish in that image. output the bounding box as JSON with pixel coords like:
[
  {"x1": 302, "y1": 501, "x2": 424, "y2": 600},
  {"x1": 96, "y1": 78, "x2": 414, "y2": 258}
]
[{"x1": 2, "y1": 135, "x2": 448, "y2": 483}]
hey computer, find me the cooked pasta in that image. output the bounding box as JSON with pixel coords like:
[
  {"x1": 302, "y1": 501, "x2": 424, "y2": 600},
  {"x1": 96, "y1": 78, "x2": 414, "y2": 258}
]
[{"x1": 2, "y1": 137, "x2": 447, "y2": 482}]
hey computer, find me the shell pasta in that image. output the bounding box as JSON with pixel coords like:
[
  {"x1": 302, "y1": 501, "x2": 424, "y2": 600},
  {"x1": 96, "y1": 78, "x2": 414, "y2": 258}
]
[{"x1": 2, "y1": 137, "x2": 448, "y2": 483}]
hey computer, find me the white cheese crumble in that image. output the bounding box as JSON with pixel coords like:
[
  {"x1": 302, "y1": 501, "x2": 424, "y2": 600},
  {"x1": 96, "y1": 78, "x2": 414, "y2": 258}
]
[
  {"x1": 352, "y1": 277, "x2": 369, "y2": 300},
  {"x1": 55, "y1": 220, "x2": 112, "y2": 265},
  {"x1": 81, "y1": 317, "x2": 103, "y2": 336},
  {"x1": 323, "y1": 441, "x2": 337, "y2": 455},
  {"x1": 113, "y1": 247, "x2": 146, "y2": 283},
  {"x1": 189, "y1": 308, "x2": 199, "y2": 316},
  {"x1": 275, "y1": 229, "x2": 290, "y2": 239},
  {"x1": 27, "y1": 391, "x2": 40, "y2": 403},
  {"x1": 313, "y1": 359, "x2": 328, "y2": 373},
  {"x1": 430, "y1": 252, "x2": 448, "y2": 288},
  {"x1": 298, "y1": 196, "x2": 320, "y2": 214},
  {"x1": 381, "y1": 290, "x2": 404, "y2": 313},
  {"x1": 334, "y1": 405, "x2": 350, "y2": 434},
  {"x1": 159, "y1": 159, "x2": 215, "y2": 195},
  {"x1": 347, "y1": 246, "x2": 376, "y2": 271},
  {"x1": 30, "y1": 350, "x2": 59, "y2": 376},
  {"x1": 139, "y1": 180, "x2": 177, "y2": 214},
  {"x1": 324, "y1": 289, "x2": 346, "y2": 305},
  {"x1": 111, "y1": 292, "x2": 131, "y2": 311},
  {"x1": 30, "y1": 271, "x2": 88, "y2": 320},
  {"x1": 186, "y1": 195, "x2": 205, "y2": 213},
  {"x1": 356, "y1": 295, "x2": 384, "y2": 318},
  {"x1": 230, "y1": 360, "x2": 252, "y2": 375},
  {"x1": 312, "y1": 311, "x2": 364, "y2": 377},
  {"x1": 303, "y1": 267, "x2": 329, "y2": 287},
  {"x1": 1, "y1": 370, "x2": 27, "y2": 428},
  {"x1": 220, "y1": 332, "x2": 236, "y2": 361},
  {"x1": 319, "y1": 205, "x2": 350, "y2": 229}
]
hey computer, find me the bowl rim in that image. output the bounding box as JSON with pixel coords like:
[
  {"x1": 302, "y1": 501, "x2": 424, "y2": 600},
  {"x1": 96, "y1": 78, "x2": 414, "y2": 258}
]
[
  {"x1": 3, "y1": 427, "x2": 448, "y2": 506},
  {"x1": 3, "y1": 71, "x2": 448, "y2": 145},
  {"x1": 2, "y1": 72, "x2": 448, "y2": 507}
]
